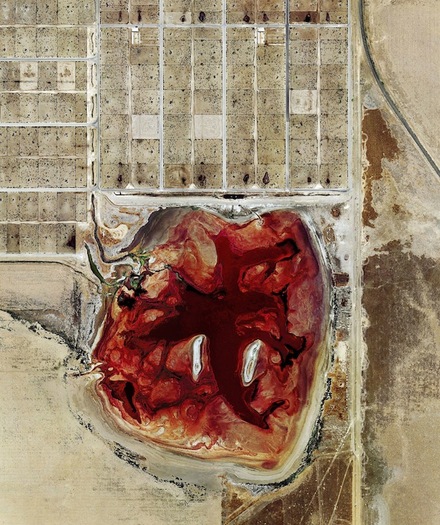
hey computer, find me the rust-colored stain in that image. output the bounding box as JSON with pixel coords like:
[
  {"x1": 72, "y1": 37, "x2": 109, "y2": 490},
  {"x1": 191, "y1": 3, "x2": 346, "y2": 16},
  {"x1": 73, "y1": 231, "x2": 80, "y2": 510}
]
[
  {"x1": 324, "y1": 361, "x2": 347, "y2": 420},
  {"x1": 362, "y1": 108, "x2": 400, "y2": 227},
  {"x1": 323, "y1": 225, "x2": 336, "y2": 244},
  {"x1": 333, "y1": 272, "x2": 350, "y2": 287},
  {"x1": 331, "y1": 205, "x2": 341, "y2": 218}
]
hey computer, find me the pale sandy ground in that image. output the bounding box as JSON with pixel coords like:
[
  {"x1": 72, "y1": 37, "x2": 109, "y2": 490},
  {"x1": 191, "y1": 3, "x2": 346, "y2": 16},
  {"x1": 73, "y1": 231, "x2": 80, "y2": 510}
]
[
  {"x1": 364, "y1": 0, "x2": 440, "y2": 167},
  {"x1": 0, "y1": 311, "x2": 222, "y2": 525},
  {"x1": 361, "y1": 4, "x2": 440, "y2": 523}
]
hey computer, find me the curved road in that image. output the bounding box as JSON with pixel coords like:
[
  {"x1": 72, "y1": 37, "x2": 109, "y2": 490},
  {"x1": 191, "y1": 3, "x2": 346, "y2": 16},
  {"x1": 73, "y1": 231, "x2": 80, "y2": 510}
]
[{"x1": 359, "y1": 0, "x2": 440, "y2": 178}]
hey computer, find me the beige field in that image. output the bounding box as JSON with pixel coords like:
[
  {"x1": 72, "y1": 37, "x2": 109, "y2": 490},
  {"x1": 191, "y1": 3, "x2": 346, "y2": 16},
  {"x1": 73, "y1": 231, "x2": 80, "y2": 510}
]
[{"x1": 364, "y1": 0, "x2": 440, "y2": 166}]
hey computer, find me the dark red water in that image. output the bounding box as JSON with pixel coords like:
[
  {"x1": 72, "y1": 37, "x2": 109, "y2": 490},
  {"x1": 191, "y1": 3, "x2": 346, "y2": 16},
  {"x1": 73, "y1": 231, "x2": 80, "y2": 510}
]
[{"x1": 142, "y1": 231, "x2": 305, "y2": 428}]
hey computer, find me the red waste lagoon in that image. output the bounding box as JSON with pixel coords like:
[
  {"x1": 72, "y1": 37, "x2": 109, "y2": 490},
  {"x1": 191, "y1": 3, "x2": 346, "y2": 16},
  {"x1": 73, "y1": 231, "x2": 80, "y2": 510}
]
[{"x1": 91, "y1": 208, "x2": 329, "y2": 478}]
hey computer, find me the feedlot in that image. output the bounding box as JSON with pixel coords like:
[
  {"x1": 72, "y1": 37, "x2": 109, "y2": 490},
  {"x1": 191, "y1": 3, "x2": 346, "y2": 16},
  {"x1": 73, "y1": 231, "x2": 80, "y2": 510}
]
[{"x1": 0, "y1": 0, "x2": 350, "y2": 253}]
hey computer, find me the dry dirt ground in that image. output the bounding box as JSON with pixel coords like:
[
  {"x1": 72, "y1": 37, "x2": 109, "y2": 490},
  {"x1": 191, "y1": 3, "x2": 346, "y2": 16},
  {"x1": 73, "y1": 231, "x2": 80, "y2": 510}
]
[{"x1": 362, "y1": 0, "x2": 440, "y2": 523}]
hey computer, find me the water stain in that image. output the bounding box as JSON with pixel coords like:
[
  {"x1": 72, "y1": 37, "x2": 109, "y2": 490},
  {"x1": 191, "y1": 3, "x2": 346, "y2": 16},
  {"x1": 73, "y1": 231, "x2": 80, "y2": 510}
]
[{"x1": 362, "y1": 108, "x2": 400, "y2": 227}]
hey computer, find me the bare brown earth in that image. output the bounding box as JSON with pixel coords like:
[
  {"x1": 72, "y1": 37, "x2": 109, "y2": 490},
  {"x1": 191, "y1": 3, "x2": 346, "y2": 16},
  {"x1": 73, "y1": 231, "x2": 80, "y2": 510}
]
[
  {"x1": 362, "y1": 108, "x2": 399, "y2": 227},
  {"x1": 361, "y1": 80, "x2": 440, "y2": 524}
]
